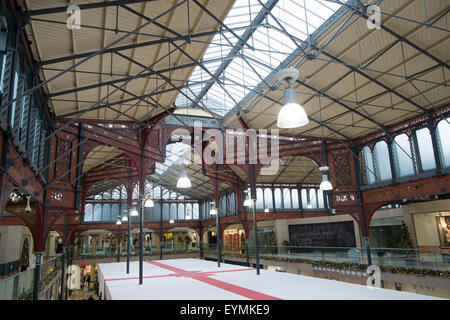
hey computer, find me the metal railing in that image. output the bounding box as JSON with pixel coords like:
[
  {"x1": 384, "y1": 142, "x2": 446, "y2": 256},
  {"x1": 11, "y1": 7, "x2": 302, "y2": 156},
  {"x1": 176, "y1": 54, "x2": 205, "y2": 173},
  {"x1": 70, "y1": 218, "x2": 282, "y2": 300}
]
[
  {"x1": 205, "y1": 244, "x2": 450, "y2": 272},
  {"x1": 0, "y1": 253, "x2": 65, "y2": 300}
]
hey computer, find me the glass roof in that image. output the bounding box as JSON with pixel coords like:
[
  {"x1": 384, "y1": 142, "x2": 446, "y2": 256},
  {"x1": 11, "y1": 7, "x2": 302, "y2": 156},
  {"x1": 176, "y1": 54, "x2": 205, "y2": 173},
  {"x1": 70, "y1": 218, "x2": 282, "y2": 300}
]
[{"x1": 175, "y1": 0, "x2": 342, "y2": 117}]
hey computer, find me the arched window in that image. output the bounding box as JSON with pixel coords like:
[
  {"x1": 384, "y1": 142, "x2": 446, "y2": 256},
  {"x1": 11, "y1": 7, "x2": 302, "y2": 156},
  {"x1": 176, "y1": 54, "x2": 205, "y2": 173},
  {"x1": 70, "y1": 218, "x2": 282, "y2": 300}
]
[
  {"x1": 153, "y1": 186, "x2": 161, "y2": 199},
  {"x1": 283, "y1": 188, "x2": 292, "y2": 209},
  {"x1": 93, "y1": 204, "x2": 102, "y2": 221},
  {"x1": 274, "y1": 188, "x2": 282, "y2": 209},
  {"x1": 437, "y1": 118, "x2": 450, "y2": 167},
  {"x1": 291, "y1": 189, "x2": 299, "y2": 209},
  {"x1": 393, "y1": 134, "x2": 416, "y2": 177},
  {"x1": 103, "y1": 204, "x2": 111, "y2": 221},
  {"x1": 363, "y1": 146, "x2": 376, "y2": 184},
  {"x1": 415, "y1": 127, "x2": 436, "y2": 171},
  {"x1": 193, "y1": 203, "x2": 199, "y2": 219},
  {"x1": 317, "y1": 189, "x2": 324, "y2": 208},
  {"x1": 84, "y1": 204, "x2": 93, "y2": 222},
  {"x1": 264, "y1": 188, "x2": 273, "y2": 209},
  {"x1": 178, "y1": 204, "x2": 185, "y2": 220},
  {"x1": 309, "y1": 189, "x2": 318, "y2": 209},
  {"x1": 162, "y1": 189, "x2": 169, "y2": 199},
  {"x1": 255, "y1": 188, "x2": 264, "y2": 210},
  {"x1": 185, "y1": 203, "x2": 192, "y2": 219},
  {"x1": 170, "y1": 203, "x2": 177, "y2": 220},
  {"x1": 374, "y1": 141, "x2": 392, "y2": 181},
  {"x1": 170, "y1": 192, "x2": 177, "y2": 200},
  {"x1": 301, "y1": 189, "x2": 308, "y2": 208}
]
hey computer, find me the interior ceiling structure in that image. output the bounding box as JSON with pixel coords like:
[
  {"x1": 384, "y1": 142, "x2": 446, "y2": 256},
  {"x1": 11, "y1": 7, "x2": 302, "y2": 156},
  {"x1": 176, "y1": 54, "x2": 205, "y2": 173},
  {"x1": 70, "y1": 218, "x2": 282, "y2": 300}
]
[{"x1": 20, "y1": 0, "x2": 449, "y2": 199}]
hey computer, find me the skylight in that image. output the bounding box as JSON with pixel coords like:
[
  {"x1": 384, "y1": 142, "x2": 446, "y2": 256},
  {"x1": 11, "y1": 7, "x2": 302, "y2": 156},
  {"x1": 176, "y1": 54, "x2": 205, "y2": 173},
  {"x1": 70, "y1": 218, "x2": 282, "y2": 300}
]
[{"x1": 175, "y1": 0, "x2": 342, "y2": 117}]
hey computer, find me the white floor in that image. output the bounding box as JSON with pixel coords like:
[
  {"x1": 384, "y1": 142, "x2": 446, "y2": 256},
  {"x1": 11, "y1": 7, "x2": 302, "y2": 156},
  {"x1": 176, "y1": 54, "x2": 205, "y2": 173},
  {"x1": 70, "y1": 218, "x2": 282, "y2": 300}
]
[{"x1": 98, "y1": 258, "x2": 440, "y2": 300}]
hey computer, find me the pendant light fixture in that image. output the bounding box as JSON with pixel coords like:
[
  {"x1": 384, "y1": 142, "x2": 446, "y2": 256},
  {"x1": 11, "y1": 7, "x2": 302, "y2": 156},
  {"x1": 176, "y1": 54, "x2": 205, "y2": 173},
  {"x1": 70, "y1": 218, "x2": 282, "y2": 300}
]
[
  {"x1": 177, "y1": 169, "x2": 192, "y2": 189},
  {"x1": 276, "y1": 68, "x2": 309, "y2": 129},
  {"x1": 130, "y1": 208, "x2": 139, "y2": 216},
  {"x1": 144, "y1": 198, "x2": 154, "y2": 207},
  {"x1": 319, "y1": 166, "x2": 333, "y2": 191},
  {"x1": 306, "y1": 201, "x2": 313, "y2": 209},
  {"x1": 121, "y1": 215, "x2": 128, "y2": 222},
  {"x1": 116, "y1": 218, "x2": 122, "y2": 225}
]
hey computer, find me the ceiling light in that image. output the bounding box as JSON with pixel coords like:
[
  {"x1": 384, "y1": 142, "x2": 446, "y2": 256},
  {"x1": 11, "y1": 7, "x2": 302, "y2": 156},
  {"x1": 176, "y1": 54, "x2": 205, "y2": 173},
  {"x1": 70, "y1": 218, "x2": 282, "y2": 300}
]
[
  {"x1": 276, "y1": 68, "x2": 309, "y2": 129},
  {"x1": 130, "y1": 208, "x2": 139, "y2": 216},
  {"x1": 264, "y1": 208, "x2": 270, "y2": 213},
  {"x1": 306, "y1": 201, "x2": 312, "y2": 209},
  {"x1": 121, "y1": 215, "x2": 128, "y2": 222},
  {"x1": 243, "y1": 199, "x2": 252, "y2": 207},
  {"x1": 177, "y1": 169, "x2": 192, "y2": 188},
  {"x1": 144, "y1": 199, "x2": 154, "y2": 207},
  {"x1": 210, "y1": 208, "x2": 218, "y2": 215},
  {"x1": 116, "y1": 219, "x2": 122, "y2": 225},
  {"x1": 169, "y1": 219, "x2": 175, "y2": 224},
  {"x1": 319, "y1": 166, "x2": 333, "y2": 191}
]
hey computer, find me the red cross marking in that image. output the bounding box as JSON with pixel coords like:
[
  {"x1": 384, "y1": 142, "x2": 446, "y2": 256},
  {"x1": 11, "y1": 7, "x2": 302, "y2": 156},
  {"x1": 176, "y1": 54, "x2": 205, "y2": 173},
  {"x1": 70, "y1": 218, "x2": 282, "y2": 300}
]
[{"x1": 104, "y1": 260, "x2": 281, "y2": 300}]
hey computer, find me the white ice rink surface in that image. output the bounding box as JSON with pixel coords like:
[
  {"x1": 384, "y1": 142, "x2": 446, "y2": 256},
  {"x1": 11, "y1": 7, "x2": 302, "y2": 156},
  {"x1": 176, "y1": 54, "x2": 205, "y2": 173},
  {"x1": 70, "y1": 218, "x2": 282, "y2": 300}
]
[{"x1": 98, "y1": 258, "x2": 440, "y2": 300}]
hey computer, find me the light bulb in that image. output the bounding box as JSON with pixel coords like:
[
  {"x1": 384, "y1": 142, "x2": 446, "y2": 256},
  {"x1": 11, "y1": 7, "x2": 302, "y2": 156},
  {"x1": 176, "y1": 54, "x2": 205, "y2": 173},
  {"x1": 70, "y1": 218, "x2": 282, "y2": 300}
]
[
  {"x1": 144, "y1": 199, "x2": 154, "y2": 207},
  {"x1": 277, "y1": 88, "x2": 309, "y2": 128},
  {"x1": 130, "y1": 208, "x2": 138, "y2": 216},
  {"x1": 177, "y1": 169, "x2": 191, "y2": 188}
]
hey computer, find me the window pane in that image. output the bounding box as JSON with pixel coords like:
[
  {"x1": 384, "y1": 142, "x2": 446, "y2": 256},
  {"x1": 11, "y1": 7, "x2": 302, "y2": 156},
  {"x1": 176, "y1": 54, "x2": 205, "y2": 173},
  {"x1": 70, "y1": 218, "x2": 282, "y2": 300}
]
[
  {"x1": 415, "y1": 127, "x2": 436, "y2": 171},
  {"x1": 301, "y1": 189, "x2": 307, "y2": 208},
  {"x1": 264, "y1": 188, "x2": 273, "y2": 209},
  {"x1": 93, "y1": 204, "x2": 102, "y2": 221},
  {"x1": 255, "y1": 188, "x2": 264, "y2": 209},
  {"x1": 170, "y1": 204, "x2": 177, "y2": 220},
  {"x1": 393, "y1": 134, "x2": 415, "y2": 177},
  {"x1": 111, "y1": 204, "x2": 119, "y2": 221},
  {"x1": 185, "y1": 204, "x2": 192, "y2": 220},
  {"x1": 178, "y1": 204, "x2": 185, "y2": 220},
  {"x1": 363, "y1": 146, "x2": 375, "y2": 184},
  {"x1": 309, "y1": 189, "x2": 318, "y2": 209},
  {"x1": 437, "y1": 118, "x2": 450, "y2": 167},
  {"x1": 193, "y1": 203, "x2": 199, "y2": 219},
  {"x1": 162, "y1": 204, "x2": 169, "y2": 220},
  {"x1": 283, "y1": 188, "x2": 292, "y2": 209},
  {"x1": 317, "y1": 189, "x2": 324, "y2": 208},
  {"x1": 374, "y1": 141, "x2": 392, "y2": 181},
  {"x1": 103, "y1": 204, "x2": 111, "y2": 221},
  {"x1": 84, "y1": 204, "x2": 93, "y2": 222},
  {"x1": 291, "y1": 189, "x2": 299, "y2": 209},
  {"x1": 274, "y1": 188, "x2": 282, "y2": 209}
]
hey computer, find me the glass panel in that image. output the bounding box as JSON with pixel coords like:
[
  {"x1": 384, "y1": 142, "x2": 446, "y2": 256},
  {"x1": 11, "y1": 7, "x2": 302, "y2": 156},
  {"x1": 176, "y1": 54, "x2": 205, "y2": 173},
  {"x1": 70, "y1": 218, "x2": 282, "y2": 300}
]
[
  {"x1": 193, "y1": 203, "x2": 199, "y2": 219},
  {"x1": 301, "y1": 189, "x2": 308, "y2": 208},
  {"x1": 374, "y1": 141, "x2": 392, "y2": 181},
  {"x1": 93, "y1": 204, "x2": 102, "y2": 222},
  {"x1": 415, "y1": 127, "x2": 436, "y2": 171},
  {"x1": 291, "y1": 189, "x2": 299, "y2": 209},
  {"x1": 170, "y1": 204, "x2": 177, "y2": 220},
  {"x1": 255, "y1": 188, "x2": 264, "y2": 209},
  {"x1": 178, "y1": 204, "x2": 185, "y2": 220},
  {"x1": 309, "y1": 189, "x2": 318, "y2": 209},
  {"x1": 283, "y1": 188, "x2": 292, "y2": 209},
  {"x1": 274, "y1": 188, "x2": 282, "y2": 209},
  {"x1": 437, "y1": 118, "x2": 450, "y2": 167},
  {"x1": 102, "y1": 204, "x2": 111, "y2": 221},
  {"x1": 162, "y1": 204, "x2": 169, "y2": 220},
  {"x1": 185, "y1": 204, "x2": 192, "y2": 220},
  {"x1": 317, "y1": 189, "x2": 324, "y2": 208},
  {"x1": 393, "y1": 134, "x2": 415, "y2": 177},
  {"x1": 363, "y1": 146, "x2": 376, "y2": 184},
  {"x1": 264, "y1": 188, "x2": 273, "y2": 209},
  {"x1": 84, "y1": 204, "x2": 93, "y2": 222},
  {"x1": 111, "y1": 204, "x2": 119, "y2": 222}
]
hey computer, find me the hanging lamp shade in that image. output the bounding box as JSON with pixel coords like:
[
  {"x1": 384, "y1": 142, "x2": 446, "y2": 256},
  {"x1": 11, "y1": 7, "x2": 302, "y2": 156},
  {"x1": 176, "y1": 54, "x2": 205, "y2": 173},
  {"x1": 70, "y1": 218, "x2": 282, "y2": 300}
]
[
  {"x1": 277, "y1": 88, "x2": 309, "y2": 129},
  {"x1": 210, "y1": 208, "x2": 218, "y2": 215},
  {"x1": 116, "y1": 219, "x2": 122, "y2": 225},
  {"x1": 130, "y1": 208, "x2": 139, "y2": 216},
  {"x1": 319, "y1": 166, "x2": 333, "y2": 191},
  {"x1": 306, "y1": 201, "x2": 312, "y2": 209},
  {"x1": 243, "y1": 199, "x2": 252, "y2": 207},
  {"x1": 320, "y1": 174, "x2": 333, "y2": 191},
  {"x1": 144, "y1": 199, "x2": 155, "y2": 207},
  {"x1": 177, "y1": 169, "x2": 192, "y2": 188},
  {"x1": 169, "y1": 219, "x2": 175, "y2": 224},
  {"x1": 264, "y1": 208, "x2": 270, "y2": 213},
  {"x1": 121, "y1": 215, "x2": 128, "y2": 222}
]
